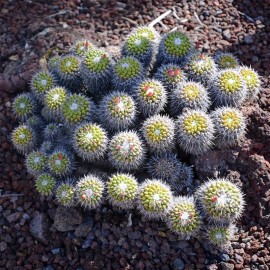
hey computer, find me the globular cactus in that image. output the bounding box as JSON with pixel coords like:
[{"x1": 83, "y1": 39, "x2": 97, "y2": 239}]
[
  {"x1": 239, "y1": 66, "x2": 261, "y2": 101},
  {"x1": 210, "y1": 69, "x2": 247, "y2": 107},
  {"x1": 35, "y1": 173, "x2": 56, "y2": 196},
  {"x1": 55, "y1": 54, "x2": 82, "y2": 90},
  {"x1": 131, "y1": 26, "x2": 160, "y2": 44},
  {"x1": 176, "y1": 110, "x2": 214, "y2": 155},
  {"x1": 61, "y1": 94, "x2": 95, "y2": 126},
  {"x1": 71, "y1": 39, "x2": 95, "y2": 57},
  {"x1": 48, "y1": 56, "x2": 61, "y2": 76},
  {"x1": 137, "y1": 179, "x2": 173, "y2": 220},
  {"x1": 80, "y1": 48, "x2": 112, "y2": 97},
  {"x1": 154, "y1": 63, "x2": 186, "y2": 89},
  {"x1": 48, "y1": 148, "x2": 74, "y2": 177},
  {"x1": 211, "y1": 107, "x2": 246, "y2": 148},
  {"x1": 186, "y1": 54, "x2": 217, "y2": 86},
  {"x1": 75, "y1": 174, "x2": 104, "y2": 209},
  {"x1": 147, "y1": 153, "x2": 194, "y2": 193},
  {"x1": 122, "y1": 33, "x2": 156, "y2": 70},
  {"x1": 25, "y1": 150, "x2": 47, "y2": 175},
  {"x1": 11, "y1": 124, "x2": 36, "y2": 155},
  {"x1": 214, "y1": 52, "x2": 239, "y2": 69},
  {"x1": 106, "y1": 45, "x2": 122, "y2": 64},
  {"x1": 141, "y1": 115, "x2": 175, "y2": 153},
  {"x1": 44, "y1": 86, "x2": 68, "y2": 119},
  {"x1": 98, "y1": 92, "x2": 137, "y2": 132},
  {"x1": 157, "y1": 31, "x2": 192, "y2": 65},
  {"x1": 135, "y1": 79, "x2": 167, "y2": 117},
  {"x1": 206, "y1": 223, "x2": 236, "y2": 248},
  {"x1": 107, "y1": 173, "x2": 138, "y2": 210},
  {"x1": 30, "y1": 70, "x2": 56, "y2": 101},
  {"x1": 112, "y1": 56, "x2": 144, "y2": 93},
  {"x1": 108, "y1": 131, "x2": 145, "y2": 171},
  {"x1": 56, "y1": 181, "x2": 76, "y2": 207},
  {"x1": 12, "y1": 93, "x2": 36, "y2": 120},
  {"x1": 166, "y1": 196, "x2": 201, "y2": 238},
  {"x1": 73, "y1": 122, "x2": 108, "y2": 162},
  {"x1": 170, "y1": 81, "x2": 210, "y2": 116},
  {"x1": 195, "y1": 178, "x2": 245, "y2": 222}
]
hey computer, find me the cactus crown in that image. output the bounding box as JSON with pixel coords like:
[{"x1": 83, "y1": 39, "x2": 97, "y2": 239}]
[
  {"x1": 189, "y1": 54, "x2": 215, "y2": 75},
  {"x1": 239, "y1": 67, "x2": 260, "y2": 90},
  {"x1": 126, "y1": 34, "x2": 150, "y2": 55},
  {"x1": 107, "y1": 173, "x2": 138, "y2": 202},
  {"x1": 36, "y1": 173, "x2": 56, "y2": 196},
  {"x1": 138, "y1": 80, "x2": 163, "y2": 103},
  {"x1": 168, "y1": 197, "x2": 201, "y2": 235},
  {"x1": 75, "y1": 123, "x2": 107, "y2": 152},
  {"x1": 59, "y1": 55, "x2": 80, "y2": 74},
  {"x1": 164, "y1": 32, "x2": 191, "y2": 57},
  {"x1": 32, "y1": 71, "x2": 55, "y2": 94},
  {"x1": 48, "y1": 150, "x2": 71, "y2": 176},
  {"x1": 183, "y1": 111, "x2": 207, "y2": 136},
  {"x1": 73, "y1": 40, "x2": 94, "y2": 56},
  {"x1": 181, "y1": 83, "x2": 201, "y2": 101},
  {"x1": 12, "y1": 93, "x2": 35, "y2": 119},
  {"x1": 115, "y1": 57, "x2": 141, "y2": 79},
  {"x1": 134, "y1": 26, "x2": 158, "y2": 41},
  {"x1": 216, "y1": 53, "x2": 238, "y2": 69},
  {"x1": 45, "y1": 87, "x2": 67, "y2": 110},
  {"x1": 160, "y1": 65, "x2": 184, "y2": 85},
  {"x1": 220, "y1": 110, "x2": 241, "y2": 130},
  {"x1": 62, "y1": 94, "x2": 90, "y2": 124},
  {"x1": 12, "y1": 125, "x2": 33, "y2": 146},
  {"x1": 76, "y1": 174, "x2": 104, "y2": 208},
  {"x1": 26, "y1": 151, "x2": 47, "y2": 172},
  {"x1": 84, "y1": 48, "x2": 110, "y2": 72},
  {"x1": 56, "y1": 182, "x2": 75, "y2": 206},
  {"x1": 218, "y1": 70, "x2": 242, "y2": 93},
  {"x1": 107, "y1": 94, "x2": 135, "y2": 119}
]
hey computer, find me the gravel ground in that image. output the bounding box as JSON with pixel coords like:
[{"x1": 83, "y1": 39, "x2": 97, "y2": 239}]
[{"x1": 0, "y1": 0, "x2": 270, "y2": 269}]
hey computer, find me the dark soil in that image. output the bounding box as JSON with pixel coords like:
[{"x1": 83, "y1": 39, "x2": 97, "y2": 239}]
[{"x1": 0, "y1": 0, "x2": 270, "y2": 269}]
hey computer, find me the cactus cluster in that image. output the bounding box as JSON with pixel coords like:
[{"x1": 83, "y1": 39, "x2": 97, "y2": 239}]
[{"x1": 12, "y1": 25, "x2": 260, "y2": 248}]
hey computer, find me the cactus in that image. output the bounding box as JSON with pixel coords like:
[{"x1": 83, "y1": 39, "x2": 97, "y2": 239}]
[
  {"x1": 206, "y1": 223, "x2": 236, "y2": 247},
  {"x1": 157, "y1": 31, "x2": 192, "y2": 65},
  {"x1": 107, "y1": 173, "x2": 138, "y2": 209},
  {"x1": 176, "y1": 110, "x2": 214, "y2": 155},
  {"x1": 76, "y1": 174, "x2": 104, "y2": 209},
  {"x1": 132, "y1": 26, "x2": 160, "y2": 43},
  {"x1": 44, "y1": 86, "x2": 68, "y2": 118},
  {"x1": 80, "y1": 48, "x2": 112, "y2": 96},
  {"x1": 48, "y1": 148, "x2": 73, "y2": 177},
  {"x1": 73, "y1": 122, "x2": 108, "y2": 162},
  {"x1": 71, "y1": 40, "x2": 95, "y2": 56},
  {"x1": 141, "y1": 115, "x2": 175, "y2": 153},
  {"x1": 147, "y1": 153, "x2": 194, "y2": 193},
  {"x1": 211, "y1": 107, "x2": 246, "y2": 148},
  {"x1": 11, "y1": 124, "x2": 36, "y2": 154},
  {"x1": 56, "y1": 54, "x2": 82, "y2": 90},
  {"x1": 35, "y1": 173, "x2": 56, "y2": 196},
  {"x1": 195, "y1": 178, "x2": 245, "y2": 222},
  {"x1": 48, "y1": 55, "x2": 61, "y2": 75},
  {"x1": 26, "y1": 115, "x2": 44, "y2": 130},
  {"x1": 214, "y1": 52, "x2": 239, "y2": 69},
  {"x1": 108, "y1": 131, "x2": 145, "y2": 171},
  {"x1": 170, "y1": 81, "x2": 210, "y2": 116},
  {"x1": 211, "y1": 69, "x2": 247, "y2": 107},
  {"x1": 122, "y1": 33, "x2": 156, "y2": 69},
  {"x1": 166, "y1": 196, "x2": 201, "y2": 238},
  {"x1": 25, "y1": 150, "x2": 47, "y2": 175},
  {"x1": 30, "y1": 70, "x2": 56, "y2": 101},
  {"x1": 154, "y1": 63, "x2": 186, "y2": 89},
  {"x1": 239, "y1": 66, "x2": 261, "y2": 101},
  {"x1": 40, "y1": 141, "x2": 55, "y2": 155},
  {"x1": 12, "y1": 93, "x2": 36, "y2": 120},
  {"x1": 137, "y1": 179, "x2": 173, "y2": 219},
  {"x1": 112, "y1": 56, "x2": 144, "y2": 92},
  {"x1": 61, "y1": 94, "x2": 95, "y2": 125},
  {"x1": 186, "y1": 54, "x2": 217, "y2": 86},
  {"x1": 98, "y1": 92, "x2": 136, "y2": 132},
  {"x1": 56, "y1": 181, "x2": 76, "y2": 207},
  {"x1": 135, "y1": 79, "x2": 167, "y2": 117},
  {"x1": 43, "y1": 123, "x2": 64, "y2": 141}
]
